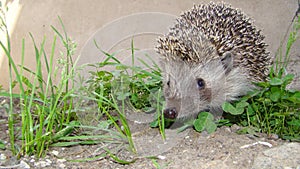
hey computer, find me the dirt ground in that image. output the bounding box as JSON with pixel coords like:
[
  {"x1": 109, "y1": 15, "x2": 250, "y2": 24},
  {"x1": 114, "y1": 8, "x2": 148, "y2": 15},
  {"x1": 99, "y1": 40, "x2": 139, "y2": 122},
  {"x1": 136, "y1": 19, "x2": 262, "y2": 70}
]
[{"x1": 0, "y1": 97, "x2": 299, "y2": 169}]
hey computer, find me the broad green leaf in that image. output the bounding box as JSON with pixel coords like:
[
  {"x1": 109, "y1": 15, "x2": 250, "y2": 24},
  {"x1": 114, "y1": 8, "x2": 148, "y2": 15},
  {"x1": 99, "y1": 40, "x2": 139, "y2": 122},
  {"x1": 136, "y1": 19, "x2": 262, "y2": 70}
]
[
  {"x1": 270, "y1": 86, "x2": 280, "y2": 93},
  {"x1": 236, "y1": 101, "x2": 249, "y2": 108},
  {"x1": 287, "y1": 92, "x2": 300, "y2": 103},
  {"x1": 270, "y1": 91, "x2": 281, "y2": 102},
  {"x1": 270, "y1": 77, "x2": 283, "y2": 85},
  {"x1": 206, "y1": 121, "x2": 217, "y2": 134},
  {"x1": 236, "y1": 101, "x2": 249, "y2": 114},
  {"x1": 282, "y1": 74, "x2": 294, "y2": 83},
  {"x1": 222, "y1": 102, "x2": 236, "y2": 114},
  {"x1": 194, "y1": 119, "x2": 205, "y2": 132},
  {"x1": 194, "y1": 112, "x2": 216, "y2": 133},
  {"x1": 255, "y1": 81, "x2": 269, "y2": 88},
  {"x1": 222, "y1": 102, "x2": 246, "y2": 115}
]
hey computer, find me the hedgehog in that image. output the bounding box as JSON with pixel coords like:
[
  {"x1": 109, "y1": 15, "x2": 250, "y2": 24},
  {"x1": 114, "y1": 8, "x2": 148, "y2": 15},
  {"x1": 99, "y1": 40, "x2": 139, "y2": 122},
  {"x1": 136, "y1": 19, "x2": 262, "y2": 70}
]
[{"x1": 156, "y1": 2, "x2": 272, "y2": 120}]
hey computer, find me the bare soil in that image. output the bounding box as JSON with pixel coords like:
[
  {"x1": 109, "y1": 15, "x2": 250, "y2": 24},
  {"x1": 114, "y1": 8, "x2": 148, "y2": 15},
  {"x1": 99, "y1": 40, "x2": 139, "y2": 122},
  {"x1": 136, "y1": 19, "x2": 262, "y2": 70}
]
[{"x1": 0, "y1": 97, "x2": 297, "y2": 169}]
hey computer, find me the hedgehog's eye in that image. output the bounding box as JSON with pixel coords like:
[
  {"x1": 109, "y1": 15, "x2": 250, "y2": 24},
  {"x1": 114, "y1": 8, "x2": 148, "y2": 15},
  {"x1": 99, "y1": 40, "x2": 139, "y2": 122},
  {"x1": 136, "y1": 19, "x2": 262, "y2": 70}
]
[{"x1": 196, "y1": 78, "x2": 205, "y2": 90}]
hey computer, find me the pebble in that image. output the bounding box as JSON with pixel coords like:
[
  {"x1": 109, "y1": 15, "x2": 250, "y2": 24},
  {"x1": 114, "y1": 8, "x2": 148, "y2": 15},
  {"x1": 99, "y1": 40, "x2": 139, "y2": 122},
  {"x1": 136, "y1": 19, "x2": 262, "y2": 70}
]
[
  {"x1": 19, "y1": 160, "x2": 30, "y2": 169},
  {"x1": 157, "y1": 155, "x2": 166, "y2": 160},
  {"x1": 58, "y1": 163, "x2": 66, "y2": 169},
  {"x1": 34, "y1": 160, "x2": 52, "y2": 168},
  {"x1": 51, "y1": 150, "x2": 59, "y2": 156},
  {"x1": 57, "y1": 158, "x2": 67, "y2": 163},
  {"x1": 0, "y1": 153, "x2": 6, "y2": 160}
]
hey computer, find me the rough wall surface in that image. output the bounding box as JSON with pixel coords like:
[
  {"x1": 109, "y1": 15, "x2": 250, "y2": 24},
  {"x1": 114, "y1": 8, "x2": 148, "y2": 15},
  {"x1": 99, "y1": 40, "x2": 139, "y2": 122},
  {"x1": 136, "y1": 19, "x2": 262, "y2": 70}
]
[{"x1": 0, "y1": 0, "x2": 299, "y2": 89}]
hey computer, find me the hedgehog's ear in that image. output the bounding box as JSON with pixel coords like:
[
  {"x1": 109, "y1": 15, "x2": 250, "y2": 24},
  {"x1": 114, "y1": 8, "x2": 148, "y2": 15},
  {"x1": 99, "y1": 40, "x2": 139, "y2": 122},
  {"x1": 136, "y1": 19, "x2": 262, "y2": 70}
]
[{"x1": 221, "y1": 51, "x2": 233, "y2": 74}]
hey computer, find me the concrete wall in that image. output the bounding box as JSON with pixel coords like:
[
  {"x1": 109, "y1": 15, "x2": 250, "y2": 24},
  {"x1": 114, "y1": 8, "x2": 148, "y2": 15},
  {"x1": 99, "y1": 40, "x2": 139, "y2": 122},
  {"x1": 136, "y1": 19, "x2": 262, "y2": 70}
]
[{"x1": 0, "y1": 0, "x2": 299, "y2": 89}]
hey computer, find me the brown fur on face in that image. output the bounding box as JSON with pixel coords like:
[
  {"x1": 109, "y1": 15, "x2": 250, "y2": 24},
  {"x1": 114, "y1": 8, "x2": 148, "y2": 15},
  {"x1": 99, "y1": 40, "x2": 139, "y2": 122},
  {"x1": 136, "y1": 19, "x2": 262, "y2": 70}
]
[{"x1": 160, "y1": 54, "x2": 252, "y2": 120}]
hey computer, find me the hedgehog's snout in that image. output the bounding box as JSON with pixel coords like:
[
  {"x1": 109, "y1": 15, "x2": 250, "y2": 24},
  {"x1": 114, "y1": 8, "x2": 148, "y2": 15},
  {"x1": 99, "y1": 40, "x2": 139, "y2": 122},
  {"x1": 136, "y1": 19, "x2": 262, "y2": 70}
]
[{"x1": 164, "y1": 107, "x2": 177, "y2": 119}]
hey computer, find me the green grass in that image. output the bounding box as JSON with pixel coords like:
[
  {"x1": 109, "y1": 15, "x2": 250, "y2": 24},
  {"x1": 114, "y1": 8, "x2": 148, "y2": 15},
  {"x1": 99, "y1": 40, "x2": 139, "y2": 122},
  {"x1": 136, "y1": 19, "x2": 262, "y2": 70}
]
[{"x1": 0, "y1": 9, "x2": 78, "y2": 157}]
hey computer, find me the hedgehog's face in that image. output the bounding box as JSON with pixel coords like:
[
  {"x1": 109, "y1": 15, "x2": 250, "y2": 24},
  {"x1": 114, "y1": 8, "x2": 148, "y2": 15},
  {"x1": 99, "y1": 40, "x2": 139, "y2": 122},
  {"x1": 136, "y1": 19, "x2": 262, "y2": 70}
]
[{"x1": 161, "y1": 53, "x2": 239, "y2": 121}]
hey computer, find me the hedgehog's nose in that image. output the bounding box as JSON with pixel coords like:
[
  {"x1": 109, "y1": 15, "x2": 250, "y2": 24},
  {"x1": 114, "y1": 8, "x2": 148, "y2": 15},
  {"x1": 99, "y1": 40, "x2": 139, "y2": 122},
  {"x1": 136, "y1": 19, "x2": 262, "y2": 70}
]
[{"x1": 164, "y1": 107, "x2": 177, "y2": 119}]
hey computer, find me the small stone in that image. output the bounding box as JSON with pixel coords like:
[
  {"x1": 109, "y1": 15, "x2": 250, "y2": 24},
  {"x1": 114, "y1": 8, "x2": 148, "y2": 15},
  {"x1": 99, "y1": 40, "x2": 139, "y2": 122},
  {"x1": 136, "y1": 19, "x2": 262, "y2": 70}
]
[
  {"x1": 230, "y1": 124, "x2": 241, "y2": 132},
  {"x1": 57, "y1": 158, "x2": 67, "y2": 163},
  {"x1": 157, "y1": 155, "x2": 166, "y2": 160},
  {"x1": 45, "y1": 159, "x2": 52, "y2": 164},
  {"x1": 58, "y1": 163, "x2": 66, "y2": 169},
  {"x1": 19, "y1": 160, "x2": 30, "y2": 169},
  {"x1": 34, "y1": 161, "x2": 44, "y2": 167},
  {"x1": 225, "y1": 127, "x2": 231, "y2": 132},
  {"x1": 35, "y1": 160, "x2": 50, "y2": 168},
  {"x1": 51, "y1": 150, "x2": 59, "y2": 156},
  {"x1": 0, "y1": 153, "x2": 7, "y2": 160}
]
